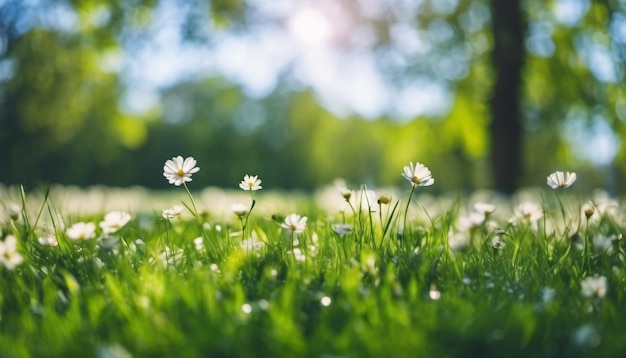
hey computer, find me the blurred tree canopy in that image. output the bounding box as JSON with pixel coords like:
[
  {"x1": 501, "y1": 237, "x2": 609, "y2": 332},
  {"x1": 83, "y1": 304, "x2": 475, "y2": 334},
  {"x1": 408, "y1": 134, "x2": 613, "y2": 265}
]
[{"x1": 1, "y1": 0, "x2": 625, "y2": 193}]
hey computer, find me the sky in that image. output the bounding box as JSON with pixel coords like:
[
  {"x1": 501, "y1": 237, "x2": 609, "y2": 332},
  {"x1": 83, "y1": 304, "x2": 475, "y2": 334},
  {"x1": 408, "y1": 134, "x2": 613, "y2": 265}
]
[{"x1": 121, "y1": 0, "x2": 453, "y2": 120}]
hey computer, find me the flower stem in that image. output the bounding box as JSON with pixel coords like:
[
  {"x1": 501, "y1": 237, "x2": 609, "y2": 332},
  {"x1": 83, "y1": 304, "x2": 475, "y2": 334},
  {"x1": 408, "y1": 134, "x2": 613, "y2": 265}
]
[
  {"x1": 242, "y1": 198, "x2": 256, "y2": 241},
  {"x1": 583, "y1": 218, "x2": 591, "y2": 270},
  {"x1": 554, "y1": 192, "x2": 567, "y2": 238},
  {"x1": 182, "y1": 182, "x2": 216, "y2": 256},
  {"x1": 363, "y1": 187, "x2": 375, "y2": 249},
  {"x1": 402, "y1": 185, "x2": 416, "y2": 250},
  {"x1": 379, "y1": 204, "x2": 384, "y2": 248},
  {"x1": 182, "y1": 183, "x2": 200, "y2": 224}
]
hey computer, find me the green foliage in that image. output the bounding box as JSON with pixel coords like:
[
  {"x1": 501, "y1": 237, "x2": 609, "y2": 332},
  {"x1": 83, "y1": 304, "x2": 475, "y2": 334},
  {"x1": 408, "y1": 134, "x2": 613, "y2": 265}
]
[
  {"x1": 521, "y1": 0, "x2": 626, "y2": 186},
  {"x1": 1, "y1": 0, "x2": 625, "y2": 192},
  {"x1": 0, "y1": 24, "x2": 149, "y2": 185}
]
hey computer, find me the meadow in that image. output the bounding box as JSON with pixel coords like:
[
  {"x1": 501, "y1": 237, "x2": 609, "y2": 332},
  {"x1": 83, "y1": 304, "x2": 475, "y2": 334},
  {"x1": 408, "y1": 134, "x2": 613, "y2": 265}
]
[{"x1": 0, "y1": 158, "x2": 624, "y2": 357}]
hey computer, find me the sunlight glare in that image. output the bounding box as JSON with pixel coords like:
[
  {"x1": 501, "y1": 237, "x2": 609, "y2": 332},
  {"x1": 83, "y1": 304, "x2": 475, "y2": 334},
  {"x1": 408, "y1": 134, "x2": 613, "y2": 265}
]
[{"x1": 288, "y1": 7, "x2": 332, "y2": 47}]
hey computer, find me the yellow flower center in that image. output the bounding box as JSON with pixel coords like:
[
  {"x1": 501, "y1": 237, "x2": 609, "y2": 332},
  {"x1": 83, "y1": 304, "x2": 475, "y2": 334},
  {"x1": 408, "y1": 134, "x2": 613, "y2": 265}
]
[
  {"x1": 290, "y1": 224, "x2": 297, "y2": 231},
  {"x1": 412, "y1": 176, "x2": 421, "y2": 184},
  {"x1": 177, "y1": 169, "x2": 185, "y2": 176}
]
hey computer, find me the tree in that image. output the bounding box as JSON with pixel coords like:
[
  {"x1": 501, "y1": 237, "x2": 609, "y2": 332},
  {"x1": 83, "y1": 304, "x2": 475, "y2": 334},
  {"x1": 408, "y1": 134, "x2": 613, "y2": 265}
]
[
  {"x1": 0, "y1": 0, "x2": 158, "y2": 186},
  {"x1": 488, "y1": 0, "x2": 526, "y2": 193},
  {"x1": 1, "y1": 0, "x2": 625, "y2": 192}
]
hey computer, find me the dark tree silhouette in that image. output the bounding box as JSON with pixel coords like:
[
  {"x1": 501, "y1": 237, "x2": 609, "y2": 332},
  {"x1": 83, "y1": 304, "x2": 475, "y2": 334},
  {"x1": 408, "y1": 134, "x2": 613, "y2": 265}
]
[{"x1": 488, "y1": 0, "x2": 526, "y2": 194}]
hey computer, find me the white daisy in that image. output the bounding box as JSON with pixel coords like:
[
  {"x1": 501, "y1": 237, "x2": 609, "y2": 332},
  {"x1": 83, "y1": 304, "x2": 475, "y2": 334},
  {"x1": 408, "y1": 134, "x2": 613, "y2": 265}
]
[
  {"x1": 546, "y1": 171, "x2": 577, "y2": 189},
  {"x1": 66, "y1": 222, "x2": 96, "y2": 241},
  {"x1": 280, "y1": 214, "x2": 307, "y2": 234},
  {"x1": 231, "y1": 203, "x2": 249, "y2": 219},
  {"x1": 99, "y1": 211, "x2": 131, "y2": 234},
  {"x1": 402, "y1": 162, "x2": 434, "y2": 187},
  {"x1": 491, "y1": 236, "x2": 506, "y2": 249},
  {"x1": 0, "y1": 235, "x2": 24, "y2": 270},
  {"x1": 162, "y1": 205, "x2": 184, "y2": 219},
  {"x1": 581, "y1": 275, "x2": 607, "y2": 299},
  {"x1": 239, "y1": 175, "x2": 262, "y2": 191},
  {"x1": 163, "y1": 156, "x2": 200, "y2": 186}
]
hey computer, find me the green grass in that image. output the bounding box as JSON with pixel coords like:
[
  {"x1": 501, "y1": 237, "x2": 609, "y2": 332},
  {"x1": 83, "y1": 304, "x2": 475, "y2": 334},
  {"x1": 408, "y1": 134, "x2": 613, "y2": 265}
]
[{"x1": 1, "y1": 184, "x2": 625, "y2": 357}]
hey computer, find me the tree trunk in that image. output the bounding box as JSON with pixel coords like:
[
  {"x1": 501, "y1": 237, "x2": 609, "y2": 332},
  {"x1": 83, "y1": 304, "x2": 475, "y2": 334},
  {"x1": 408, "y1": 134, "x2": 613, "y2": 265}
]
[{"x1": 488, "y1": 0, "x2": 526, "y2": 194}]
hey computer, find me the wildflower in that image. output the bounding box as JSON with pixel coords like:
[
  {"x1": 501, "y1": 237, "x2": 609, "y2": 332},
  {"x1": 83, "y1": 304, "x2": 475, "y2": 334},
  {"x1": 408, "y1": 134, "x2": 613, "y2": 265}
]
[
  {"x1": 458, "y1": 212, "x2": 487, "y2": 231},
  {"x1": 546, "y1": 171, "x2": 577, "y2": 189},
  {"x1": 193, "y1": 237, "x2": 204, "y2": 251},
  {"x1": 242, "y1": 303, "x2": 252, "y2": 314},
  {"x1": 66, "y1": 222, "x2": 96, "y2": 241},
  {"x1": 99, "y1": 211, "x2": 131, "y2": 234},
  {"x1": 332, "y1": 223, "x2": 353, "y2": 235},
  {"x1": 402, "y1": 162, "x2": 434, "y2": 187},
  {"x1": 377, "y1": 194, "x2": 391, "y2": 205},
  {"x1": 473, "y1": 202, "x2": 496, "y2": 217},
  {"x1": 0, "y1": 235, "x2": 24, "y2": 270},
  {"x1": 592, "y1": 235, "x2": 616, "y2": 253},
  {"x1": 581, "y1": 275, "x2": 607, "y2": 299},
  {"x1": 429, "y1": 285, "x2": 441, "y2": 300},
  {"x1": 491, "y1": 236, "x2": 506, "y2": 249},
  {"x1": 163, "y1": 156, "x2": 200, "y2": 186},
  {"x1": 292, "y1": 247, "x2": 306, "y2": 262},
  {"x1": 6, "y1": 203, "x2": 20, "y2": 220},
  {"x1": 513, "y1": 202, "x2": 543, "y2": 223},
  {"x1": 582, "y1": 201, "x2": 595, "y2": 220},
  {"x1": 38, "y1": 233, "x2": 59, "y2": 247},
  {"x1": 231, "y1": 203, "x2": 249, "y2": 219},
  {"x1": 448, "y1": 230, "x2": 470, "y2": 251},
  {"x1": 98, "y1": 235, "x2": 119, "y2": 249},
  {"x1": 239, "y1": 175, "x2": 262, "y2": 191},
  {"x1": 162, "y1": 205, "x2": 184, "y2": 219},
  {"x1": 338, "y1": 186, "x2": 353, "y2": 201},
  {"x1": 281, "y1": 213, "x2": 307, "y2": 234}
]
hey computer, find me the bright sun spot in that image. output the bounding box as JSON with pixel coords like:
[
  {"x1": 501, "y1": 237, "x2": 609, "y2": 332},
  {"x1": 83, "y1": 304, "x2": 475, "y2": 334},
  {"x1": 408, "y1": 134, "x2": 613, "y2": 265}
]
[{"x1": 287, "y1": 7, "x2": 332, "y2": 47}]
